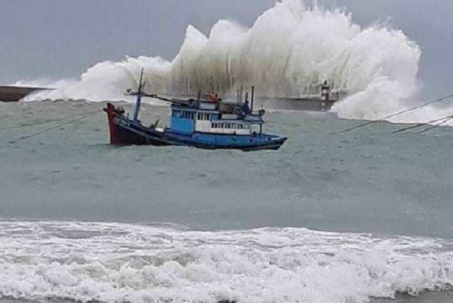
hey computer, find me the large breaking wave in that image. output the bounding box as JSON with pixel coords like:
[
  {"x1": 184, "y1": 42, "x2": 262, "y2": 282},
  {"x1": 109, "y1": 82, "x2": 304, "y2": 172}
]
[
  {"x1": 24, "y1": 0, "x2": 431, "y2": 121},
  {"x1": 0, "y1": 221, "x2": 452, "y2": 303}
]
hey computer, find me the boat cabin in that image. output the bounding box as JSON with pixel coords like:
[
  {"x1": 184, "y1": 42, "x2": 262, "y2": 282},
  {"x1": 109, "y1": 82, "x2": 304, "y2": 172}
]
[{"x1": 170, "y1": 101, "x2": 259, "y2": 136}]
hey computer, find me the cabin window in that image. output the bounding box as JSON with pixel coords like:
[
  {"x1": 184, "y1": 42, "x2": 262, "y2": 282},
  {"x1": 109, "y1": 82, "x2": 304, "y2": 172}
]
[
  {"x1": 182, "y1": 111, "x2": 194, "y2": 119},
  {"x1": 198, "y1": 113, "x2": 211, "y2": 121}
]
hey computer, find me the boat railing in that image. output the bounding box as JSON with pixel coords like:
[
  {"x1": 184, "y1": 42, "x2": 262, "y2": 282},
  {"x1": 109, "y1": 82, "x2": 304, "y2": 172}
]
[{"x1": 243, "y1": 114, "x2": 264, "y2": 124}]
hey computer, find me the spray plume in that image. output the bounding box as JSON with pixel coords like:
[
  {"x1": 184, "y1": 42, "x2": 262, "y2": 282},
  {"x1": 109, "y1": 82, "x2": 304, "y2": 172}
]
[{"x1": 27, "y1": 0, "x2": 427, "y2": 121}]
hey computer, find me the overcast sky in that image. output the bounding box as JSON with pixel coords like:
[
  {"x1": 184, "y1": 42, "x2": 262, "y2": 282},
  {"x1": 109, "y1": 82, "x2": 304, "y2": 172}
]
[{"x1": 1, "y1": 0, "x2": 452, "y2": 99}]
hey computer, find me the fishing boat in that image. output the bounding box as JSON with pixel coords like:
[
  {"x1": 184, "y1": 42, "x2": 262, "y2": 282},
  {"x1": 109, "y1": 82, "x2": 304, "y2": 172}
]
[{"x1": 104, "y1": 72, "x2": 287, "y2": 151}]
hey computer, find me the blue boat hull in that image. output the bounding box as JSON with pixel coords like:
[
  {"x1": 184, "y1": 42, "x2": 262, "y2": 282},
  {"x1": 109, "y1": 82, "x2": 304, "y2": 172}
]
[{"x1": 105, "y1": 104, "x2": 286, "y2": 151}]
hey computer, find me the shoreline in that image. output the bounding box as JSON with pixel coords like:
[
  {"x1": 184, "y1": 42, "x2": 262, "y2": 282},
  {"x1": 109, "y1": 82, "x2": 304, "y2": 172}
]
[{"x1": 1, "y1": 291, "x2": 453, "y2": 303}]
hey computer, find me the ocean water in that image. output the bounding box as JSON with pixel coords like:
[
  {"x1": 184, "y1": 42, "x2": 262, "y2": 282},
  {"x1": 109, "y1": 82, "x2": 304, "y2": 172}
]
[
  {"x1": 2, "y1": 0, "x2": 453, "y2": 302},
  {"x1": 0, "y1": 100, "x2": 452, "y2": 303}
]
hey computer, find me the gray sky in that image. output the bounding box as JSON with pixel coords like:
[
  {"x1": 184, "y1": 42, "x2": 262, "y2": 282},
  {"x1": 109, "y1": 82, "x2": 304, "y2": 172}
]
[{"x1": 1, "y1": 0, "x2": 452, "y2": 99}]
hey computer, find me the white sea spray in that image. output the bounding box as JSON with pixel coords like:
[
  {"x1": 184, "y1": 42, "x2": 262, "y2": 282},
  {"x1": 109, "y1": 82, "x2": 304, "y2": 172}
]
[{"x1": 0, "y1": 222, "x2": 452, "y2": 303}]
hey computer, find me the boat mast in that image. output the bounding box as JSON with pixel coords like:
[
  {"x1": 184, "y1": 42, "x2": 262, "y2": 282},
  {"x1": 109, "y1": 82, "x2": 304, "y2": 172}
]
[
  {"x1": 251, "y1": 85, "x2": 255, "y2": 113},
  {"x1": 132, "y1": 69, "x2": 145, "y2": 121}
]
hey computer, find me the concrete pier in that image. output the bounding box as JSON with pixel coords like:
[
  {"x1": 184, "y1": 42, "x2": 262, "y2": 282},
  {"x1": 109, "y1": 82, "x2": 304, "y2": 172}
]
[{"x1": 0, "y1": 85, "x2": 50, "y2": 102}]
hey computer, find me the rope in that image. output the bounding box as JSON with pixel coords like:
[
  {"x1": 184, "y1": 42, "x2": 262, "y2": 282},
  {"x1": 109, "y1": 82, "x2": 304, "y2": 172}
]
[
  {"x1": 0, "y1": 118, "x2": 70, "y2": 132},
  {"x1": 0, "y1": 106, "x2": 102, "y2": 132},
  {"x1": 417, "y1": 115, "x2": 453, "y2": 134},
  {"x1": 339, "y1": 92, "x2": 453, "y2": 134},
  {"x1": 391, "y1": 114, "x2": 453, "y2": 134},
  {"x1": 8, "y1": 110, "x2": 101, "y2": 144}
]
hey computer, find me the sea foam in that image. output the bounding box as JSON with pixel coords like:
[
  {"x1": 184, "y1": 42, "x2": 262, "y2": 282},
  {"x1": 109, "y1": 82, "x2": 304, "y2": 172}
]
[{"x1": 0, "y1": 221, "x2": 452, "y2": 303}]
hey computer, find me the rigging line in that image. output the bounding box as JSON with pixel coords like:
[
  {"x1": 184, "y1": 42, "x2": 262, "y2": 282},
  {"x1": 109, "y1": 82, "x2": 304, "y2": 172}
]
[
  {"x1": 0, "y1": 108, "x2": 101, "y2": 132},
  {"x1": 417, "y1": 116, "x2": 453, "y2": 134},
  {"x1": 0, "y1": 117, "x2": 76, "y2": 132},
  {"x1": 391, "y1": 114, "x2": 453, "y2": 134},
  {"x1": 8, "y1": 111, "x2": 101, "y2": 144},
  {"x1": 339, "y1": 92, "x2": 453, "y2": 134}
]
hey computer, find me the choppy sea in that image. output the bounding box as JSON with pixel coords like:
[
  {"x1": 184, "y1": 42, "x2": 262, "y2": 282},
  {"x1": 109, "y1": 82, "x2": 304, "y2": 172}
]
[{"x1": 0, "y1": 100, "x2": 452, "y2": 303}]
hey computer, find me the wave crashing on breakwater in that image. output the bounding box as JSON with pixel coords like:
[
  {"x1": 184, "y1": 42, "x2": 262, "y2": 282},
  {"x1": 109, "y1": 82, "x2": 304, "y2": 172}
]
[{"x1": 22, "y1": 0, "x2": 425, "y2": 121}]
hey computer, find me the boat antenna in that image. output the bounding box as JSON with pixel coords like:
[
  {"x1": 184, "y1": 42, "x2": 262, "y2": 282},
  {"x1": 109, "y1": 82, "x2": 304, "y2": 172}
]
[
  {"x1": 240, "y1": 85, "x2": 244, "y2": 103},
  {"x1": 339, "y1": 92, "x2": 453, "y2": 133},
  {"x1": 251, "y1": 85, "x2": 255, "y2": 113}
]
